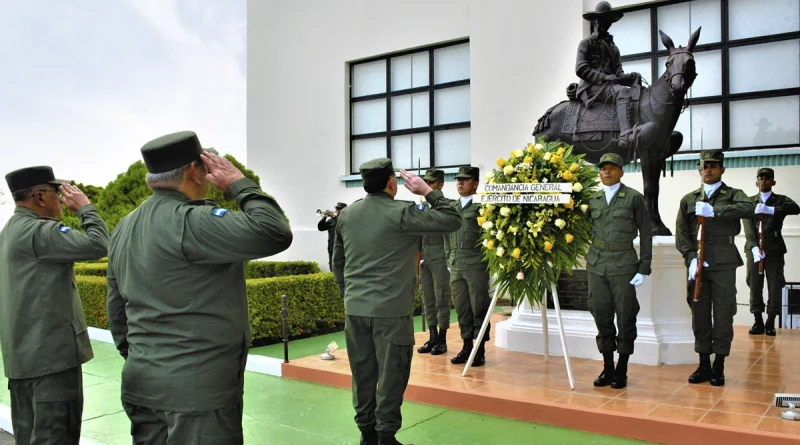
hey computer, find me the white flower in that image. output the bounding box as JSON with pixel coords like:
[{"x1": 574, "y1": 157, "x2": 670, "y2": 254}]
[
  {"x1": 482, "y1": 221, "x2": 494, "y2": 230},
  {"x1": 499, "y1": 263, "x2": 506, "y2": 269},
  {"x1": 543, "y1": 152, "x2": 552, "y2": 161},
  {"x1": 555, "y1": 219, "x2": 566, "y2": 229},
  {"x1": 535, "y1": 143, "x2": 543, "y2": 150},
  {"x1": 482, "y1": 239, "x2": 489, "y2": 247},
  {"x1": 485, "y1": 173, "x2": 494, "y2": 181},
  {"x1": 496, "y1": 247, "x2": 505, "y2": 257},
  {"x1": 516, "y1": 272, "x2": 525, "y2": 280},
  {"x1": 500, "y1": 207, "x2": 511, "y2": 217},
  {"x1": 514, "y1": 149, "x2": 524, "y2": 157},
  {"x1": 581, "y1": 204, "x2": 589, "y2": 214},
  {"x1": 542, "y1": 178, "x2": 549, "y2": 183},
  {"x1": 573, "y1": 183, "x2": 583, "y2": 193},
  {"x1": 496, "y1": 231, "x2": 504, "y2": 240},
  {"x1": 479, "y1": 208, "x2": 485, "y2": 216},
  {"x1": 509, "y1": 225, "x2": 519, "y2": 234},
  {"x1": 503, "y1": 165, "x2": 514, "y2": 175}
]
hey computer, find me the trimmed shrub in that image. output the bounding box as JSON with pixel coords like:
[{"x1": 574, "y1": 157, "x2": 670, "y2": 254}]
[
  {"x1": 75, "y1": 272, "x2": 342, "y2": 345},
  {"x1": 74, "y1": 263, "x2": 108, "y2": 277},
  {"x1": 245, "y1": 261, "x2": 320, "y2": 279}
]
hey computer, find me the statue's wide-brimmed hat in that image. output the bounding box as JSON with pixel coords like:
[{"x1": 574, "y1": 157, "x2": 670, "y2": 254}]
[{"x1": 583, "y1": 1, "x2": 624, "y2": 23}]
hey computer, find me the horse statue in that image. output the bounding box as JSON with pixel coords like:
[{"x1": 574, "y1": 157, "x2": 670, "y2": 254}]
[{"x1": 534, "y1": 27, "x2": 701, "y2": 236}]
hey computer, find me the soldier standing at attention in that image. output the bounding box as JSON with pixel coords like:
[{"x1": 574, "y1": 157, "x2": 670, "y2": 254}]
[
  {"x1": 332, "y1": 158, "x2": 460, "y2": 445},
  {"x1": 586, "y1": 153, "x2": 652, "y2": 390},
  {"x1": 676, "y1": 150, "x2": 754, "y2": 386},
  {"x1": 318, "y1": 202, "x2": 347, "y2": 271},
  {"x1": 743, "y1": 167, "x2": 799, "y2": 336},
  {"x1": 0, "y1": 166, "x2": 109, "y2": 444},
  {"x1": 417, "y1": 169, "x2": 453, "y2": 356},
  {"x1": 106, "y1": 131, "x2": 293, "y2": 444},
  {"x1": 448, "y1": 166, "x2": 492, "y2": 367}
]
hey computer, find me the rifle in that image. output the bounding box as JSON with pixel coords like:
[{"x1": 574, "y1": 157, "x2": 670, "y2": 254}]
[
  {"x1": 694, "y1": 175, "x2": 706, "y2": 302},
  {"x1": 758, "y1": 197, "x2": 765, "y2": 275},
  {"x1": 414, "y1": 155, "x2": 426, "y2": 332}
]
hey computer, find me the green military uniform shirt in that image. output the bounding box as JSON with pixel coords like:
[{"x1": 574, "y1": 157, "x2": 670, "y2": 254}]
[
  {"x1": 447, "y1": 197, "x2": 484, "y2": 271},
  {"x1": 0, "y1": 205, "x2": 109, "y2": 379},
  {"x1": 676, "y1": 183, "x2": 753, "y2": 270},
  {"x1": 106, "y1": 178, "x2": 293, "y2": 412},
  {"x1": 332, "y1": 189, "x2": 461, "y2": 318},
  {"x1": 742, "y1": 193, "x2": 800, "y2": 256},
  {"x1": 421, "y1": 200, "x2": 448, "y2": 264},
  {"x1": 586, "y1": 183, "x2": 653, "y2": 276}
]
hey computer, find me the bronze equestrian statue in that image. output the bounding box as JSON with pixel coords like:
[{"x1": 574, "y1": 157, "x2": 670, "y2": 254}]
[{"x1": 534, "y1": 1, "x2": 701, "y2": 236}]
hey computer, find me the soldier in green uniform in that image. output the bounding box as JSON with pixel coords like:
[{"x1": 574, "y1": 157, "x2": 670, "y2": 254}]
[
  {"x1": 318, "y1": 201, "x2": 347, "y2": 271},
  {"x1": 416, "y1": 169, "x2": 453, "y2": 356},
  {"x1": 742, "y1": 167, "x2": 800, "y2": 336},
  {"x1": 585, "y1": 153, "x2": 652, "y2": 390},
  {"x1": 676, "y1": 150, "x2": 754, "y2": 386},
  {"x1": 0, "y1": 166, "x2": 109, "y2": 445},
  {"x1": 106, "y1": 131, "x2": 293, "y2": 444},
  {"x1": 447, "y1": 166, "x2": 492, "y2": 367},
  {"x1": 332, "y1": 158, "x2": 460, "y2": 445}
]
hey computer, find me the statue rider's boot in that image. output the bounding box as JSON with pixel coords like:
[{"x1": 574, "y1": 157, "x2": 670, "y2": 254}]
[{"x1": 616, "y1": 98, "x2": 635, "y2": 150}]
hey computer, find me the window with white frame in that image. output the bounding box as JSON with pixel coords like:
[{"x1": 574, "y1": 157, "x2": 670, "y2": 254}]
[
  {"x1": 611, "y1": 0, "x2": 799, "y2": 153},
  {"x1": 348, "y1": 39, "x2": 471, "y2": 174}
]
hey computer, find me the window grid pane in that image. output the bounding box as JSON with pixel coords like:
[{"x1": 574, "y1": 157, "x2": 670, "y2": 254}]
[
  {"x1": 730, "y1": 96, "x2": 800, "y2": 148},
  {"x1": 352, "y1": 60, "x2": 386, "y2": 97},
  {"x1": 728, "y1": 0, "x2": 800, "y2": 40}
]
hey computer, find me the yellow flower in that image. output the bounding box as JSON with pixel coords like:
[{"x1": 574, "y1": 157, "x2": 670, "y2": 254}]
[
  {"x1": 561, "y1": 170, "x2": 573, "y2": 181},
  {"x1": 526, "y1": 144, "x2": 535, "y2": 153},
  {"x1": 564, "y1": 198, "x2": 574, "y2": 209},
  {"x1": 477, "y1": 216, "x2": 487, "y2": 227},
  {"x1": 557, "y1": 146, "x2": 566, "y2": 156},
  {"x1": 511, "y1": 248, "x2": 521, "y2": 259},
  {"x1": 565, "y1": 234, "x2": 575, "y2": 244},
  {"x1": 544, "y1": 241, "x2": 554, "y2": 252},
  {"x1": 486, "y1": 240, "x2": 495, "y2": 250},
  {"x1": 551, "y1": 155, "x2": 561, "y2": 165},
  {"x1": 569, "y1": 162, "x2": 579, "y2": 172},
  {"x1": 524, "y1": 156, "x2": 533, "y2": 164},
  {"x1": 503, "y1": 165, "x2": 514, "y2": 176},
  {"x1": 496, "y1": 157, "x2": 506, "y2": 168}
]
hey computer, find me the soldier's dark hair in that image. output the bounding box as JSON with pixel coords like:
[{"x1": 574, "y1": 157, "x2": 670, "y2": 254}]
[
  {"x1": 364, "y1": 174, "x2": 392, "y2": 194},
  {"x1": 12, "y1": 187, "x2": 35, "y2": 202}
]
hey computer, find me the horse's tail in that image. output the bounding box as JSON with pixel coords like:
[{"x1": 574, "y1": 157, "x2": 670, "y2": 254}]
[{"x1": 534, "y1": 100, "x2": 568, "y2": 135}]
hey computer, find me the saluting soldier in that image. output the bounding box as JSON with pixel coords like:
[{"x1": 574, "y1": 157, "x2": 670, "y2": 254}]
[
  {"x1": 318, "y1": 201, "x2": 347, "y2": 271},
  {"x1": 417, "y1": 169, "x2": 453, "y2": 356},
  {"x1": 332, "y1": 158, "x2": 460, "y2": 445},
  {"x1": 448, "y1": 166, "x2": 492, "y2": 367},
  {"x1": 0, "y1": 166, "x2": 109, "y2": 444},
  {"x1": 586, "y1": 153, "x2": 652, "y2": 390},
  {"x1": 106, "y1": 131, "x2": 293, "y2": 444},
  {"x1": 676, "y1": 150, "x2": 754, "y2": 386},
  {"x1": 743, "y1": 167, "x2": 800, "y2": 336}
]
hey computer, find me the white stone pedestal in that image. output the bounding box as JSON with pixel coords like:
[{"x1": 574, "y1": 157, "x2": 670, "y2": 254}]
[{"x1": 495, "y1": 236, "x2": 697, "y2": 365}]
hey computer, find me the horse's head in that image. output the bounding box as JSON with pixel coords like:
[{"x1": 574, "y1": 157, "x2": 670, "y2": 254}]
[{"x1": 659, "y1": 27, "x2": 701, "y2": 93}]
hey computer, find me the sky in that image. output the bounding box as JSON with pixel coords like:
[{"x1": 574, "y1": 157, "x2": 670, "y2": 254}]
[{"x1": 0, "y1": 0, "x2": 246, "y2": 202}]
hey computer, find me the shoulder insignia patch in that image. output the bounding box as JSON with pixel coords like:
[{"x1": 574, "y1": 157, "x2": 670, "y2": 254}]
[
  {"x1": 720, "y1": 189, "x2": 727, "y2": 195},
  {"x1": 58, "y1": 225, "x2": 72, "y2": 233},
  {"x1": 415, "y1": 203, "x2": 426, "y2": 211},
  {"x1": 211, "y1": 208, "x2": 230, "y2": 217},
  {"x1": 618, "y1": 192, "x2": 626, "y2": 198}
]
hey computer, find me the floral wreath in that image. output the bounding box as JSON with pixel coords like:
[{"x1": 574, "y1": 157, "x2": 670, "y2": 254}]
[{"x1": 478, "y1": 137, "x2": 600, "y2": 307}]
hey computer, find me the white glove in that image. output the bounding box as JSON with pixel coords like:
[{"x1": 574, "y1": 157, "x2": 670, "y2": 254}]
[
  {"x1": 751, "y1": 246, "x2": 765, "y2": 262},
  {"x1": 419, "y1": 259, "x2": 424, "y2": 265},
  {"x1": 695, "y1": 202, "x2": 714, "y2": 217},
  {"x1": 755, "y1": 203, "x2": 775, "y2": 215},
  {"x1": 688, "y1": 258, "x2": 709, "y2": 280},
  {"x1": 629, "y1": 273, "x2": 645, "y2": 287}
]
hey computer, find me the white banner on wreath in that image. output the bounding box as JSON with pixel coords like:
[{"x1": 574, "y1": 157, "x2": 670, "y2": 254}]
[
  {"x1": 478, "y1": 193, "x2": 570, "y2": 204},
  {"x1": 479, "y1": 182, "x2": 572, "y2": 194}
]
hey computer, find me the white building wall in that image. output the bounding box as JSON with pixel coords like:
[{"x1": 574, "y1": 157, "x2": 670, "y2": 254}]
[{"x1": 248, "y1": 0, "x2": 800, "y2": 327}]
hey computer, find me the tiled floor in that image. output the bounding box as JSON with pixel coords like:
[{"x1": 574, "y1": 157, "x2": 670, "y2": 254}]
[{"x1": 283, "y1": 314, "x2": 800, "y2": 444}]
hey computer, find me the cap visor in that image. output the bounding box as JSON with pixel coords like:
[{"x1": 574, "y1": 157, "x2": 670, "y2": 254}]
[{"x1": 48, "y1": 179, "x2": 70, "y2": 186}]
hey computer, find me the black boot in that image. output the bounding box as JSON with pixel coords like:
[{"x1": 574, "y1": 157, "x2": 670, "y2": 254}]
[
  {"x1": 417, "y1": 327, "x2": 438, "y2": 353},
  {"x1": 711, "y1": 355, "x2": 726, "y2": 386},
  {"x1": 472, "y1": 340, "x2": 487, "y2": 367},
  {"x1": 611, "y1": 353, "x2": 629, "y2": 389},
  {"x1": 749, "y1": 313, "x2": 765, "y2": 335},
  {"x1": 594, "y1": 352, "x2": 615, "y2": 387},
  {"x1": 360, "y1": 428, "x2": 378, "y2": 445},
  {"x1": 765, "y1": 315, "x2": 777, "y2": 337},
  {"x1": 615, "y1": 98, "x2": 635, "y2": 150},
  {"x1": 450, "y1": 339, "x2": 473, "y2": 364},
  {"x1": 377, "y1": 432, "x2": 407, "y2": 445},
  {"x1": 430, "y1": 328, "x2": 448, "y2": 355},
  {"x1": 688, "y1": 353, "x2": 712, "y2": 384}
]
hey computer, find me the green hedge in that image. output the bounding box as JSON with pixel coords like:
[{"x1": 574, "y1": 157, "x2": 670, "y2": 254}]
[
  {"x1": 75, "y1": 272, "x2": 343, "y2": 344},
  {"x1": 74, "y1": 261, "x2": 320, "y2": 279}
]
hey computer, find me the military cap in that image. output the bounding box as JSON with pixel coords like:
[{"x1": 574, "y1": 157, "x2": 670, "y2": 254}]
[
  {"x1": 756, "y1": 167, "x2": 774, "y2": 178},
  {"x1": 423, "y1": 169, "x2": 445, "y2": 182},
  {"x1": 5, "y1": 166, "x2": 67, "y2": 193},
  {"x1": 360, "y1": 158, "x2": 395, "y2": 190},
  {"x1": 335, "y1": 202, "x2": 348, "y2": 209},
  {"x1": 454, "y1": 166, "x2": 479, "y2": 180},
  {"x1": 140, "y1": 131, "x2": 204, "y2": 174},
  {"x1": 698, "y1": 150, "x2": 724, "y2": 166},
  {"x1": 597, "y1": 153, "x2": 624, "y2": 168}
]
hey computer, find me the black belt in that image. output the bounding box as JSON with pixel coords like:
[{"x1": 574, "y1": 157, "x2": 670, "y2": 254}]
[
  {"x1": 593, "y1": 239, "x2": 632, "y2": 251},
  {"x1": 762, "y1": 230, "x2": 781, "y2": 239},
  {"x1": 706, "y1": 235, "x2": 734, "y2": 245},
  {"x1": 453, "y1": 240, "x2": 480, "y2": 249}
]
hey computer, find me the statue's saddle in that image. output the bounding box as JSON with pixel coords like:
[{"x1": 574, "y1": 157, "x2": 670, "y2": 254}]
[{"x1": 561, "y1": 100, "x2": 619, "y2": 141}]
